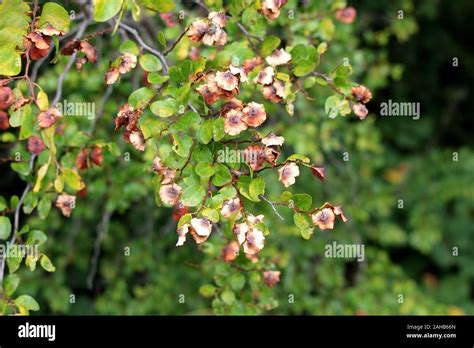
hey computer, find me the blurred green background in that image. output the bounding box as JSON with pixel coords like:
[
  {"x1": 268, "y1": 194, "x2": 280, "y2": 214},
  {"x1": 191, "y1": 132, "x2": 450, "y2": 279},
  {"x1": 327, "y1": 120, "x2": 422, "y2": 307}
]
[{"x1": 1, "y1": 0, "x2": 473, "y2": 315}]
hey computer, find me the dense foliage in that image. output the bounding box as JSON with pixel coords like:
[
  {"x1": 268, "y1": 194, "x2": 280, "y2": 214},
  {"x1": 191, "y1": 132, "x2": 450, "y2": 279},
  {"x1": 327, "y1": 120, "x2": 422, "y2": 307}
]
[{"x1": 0, "y1": 0, "x2": 472, "y2": 315}]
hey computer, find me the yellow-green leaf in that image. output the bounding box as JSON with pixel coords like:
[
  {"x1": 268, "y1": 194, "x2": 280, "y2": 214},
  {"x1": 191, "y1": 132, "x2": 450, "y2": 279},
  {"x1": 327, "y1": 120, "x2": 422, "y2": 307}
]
[{"x1": 61, "y1": 168, "x2": 85, "y2": 191}]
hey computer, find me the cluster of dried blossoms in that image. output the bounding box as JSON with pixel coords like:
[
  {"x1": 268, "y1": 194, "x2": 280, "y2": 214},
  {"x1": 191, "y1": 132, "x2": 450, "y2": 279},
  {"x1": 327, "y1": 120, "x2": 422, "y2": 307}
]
[
  {"x1": 114, "y1": 103, "x2": 145, "y2": 151},
  {"x1": 61, "y1": 39, "x2": 97, "y2": 70},
  {"x1": 187, "y1": 11, "x2": 227, "y2": 46},
  {"x1": 253, "y1": 49, "x2": 292, "y2": 103},
  {"x1": 55, "y1": 193, "x2": 76, "y2": 217},
  {"x1": 105, "y1": 52, "x2": 138, "y2": 85},
  {"x1": 311, "y1": 203, "x2": 348, "y2": 230},
  {"x1": 75, "y1": 146, "x2": 103, "y2": 170},
  {"x1": 351, "y1": 85, "x2": 372, "y2": 119},
  {"x1": 260, "y1": 0, "x2": 288, "y2": 20},
  {"x1": 24, "y1": 24, "x2": 65, "y2": 60}
]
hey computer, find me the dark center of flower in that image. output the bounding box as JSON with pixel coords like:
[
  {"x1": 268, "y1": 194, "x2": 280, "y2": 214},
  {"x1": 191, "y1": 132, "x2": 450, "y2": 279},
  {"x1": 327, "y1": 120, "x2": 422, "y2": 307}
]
[
  {"x1": 319, "y1": 211, "x2": 328, "y2": 221},
  {"x1": 230, "y1": 115, "x2": 239, "y2": 124},
  {"x1": 224, "y1": 71, "x2": 234, "y2": 80},
  {"x1": 208, "y1": 23, "x2": 218, "y2": 34}
]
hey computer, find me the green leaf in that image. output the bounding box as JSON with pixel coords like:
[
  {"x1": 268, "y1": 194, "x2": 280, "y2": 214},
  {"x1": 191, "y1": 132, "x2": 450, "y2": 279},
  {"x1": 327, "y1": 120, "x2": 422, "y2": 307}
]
[
  {"x1": 303, "y1": 76, "x2": 316, "y2": 89},
  {"x1": 61, "y1": 168, "x2": 85, "y2": 191},
  {"x1": 221, "y1": 289, "x2": 236, "y2": 305},
  {"x1": 33, "y1": 162, "x2": 49, "y2": 192},
  {"x1": 293, "y1": 193, "x2": 312, "y2": 211},
  {"x1": 338, "y1": 99, "x2": 351, "y2": 116},
  {"x1": 15, "y1": 295, "x2": 39, "y2": 311},
  {"x1": 54, "y1": 175, "x2": 64, "y2": 193},
  {"x1": 293, "y1": 60, "x2": 316, "y2": 77},
  {"x1": 181, "y1": 184, "x2": 206, "y2": 207},
  {"x1": 236, "y1": 176, "x2": 252, "y2": 201},
  {"x1": 147, "y1": 73, "x2": 169, "y2": 85},
  {"x1": 6, "y1": 246, "x2": 22, "y2": 274},
  {"x1": 260, "y1": 35, "x2": 281, "y2": 57},
  {"x1": 139, "y1": 0, "x2": 176, "y2": 12},
  {"x1": 22, "y1": 192, "x2": 38, "y2": 214},
  {"x1": 195, "y1": 162, "x2": 215, "y2": 177},
  {"x1": 157, "y1": 31, "x2": 167, "y2": 47},
  {"x1": 11, "y1": 162, "x2": 30, "y2": 176},
  {"x1": 36, "y1": 90, "x2": 49, "y2": 111},
  {"x1": 41, "y1": 126, "x2": 56, "y2": 154},
  {"x1": 202, "y1": 208, "x2": 219, "y2": 223},
  {"x1": 199, "y1": 284, "x2": 217, "y2": 298},
  {"x1": 9, "y1": 108, "x2": 22, "y2": 128},
  {"x1": 212, "y1": 118, "x2": 225, "y2": 141},
  {"x1": 0, "y1": 26, "x2": 25, "y2": 51},
  {"x1": 140, "y1": 116, "x2": 167, "y2": 139},
  {"x1": 0, "y1": 46, "x2": 21, "y2": 76},
  {"x1": 37, "y1": 195, "x2": 52, "y2": 219},
  {"x1": 150, "y1": 98, "x2": 178, "y2": 117},
  {"x1": 249, "y1": 176, "x2": 265, "y2": 202},
  {"x1": 192, "y1": 145, "x2": 213, "y2": 163},
  {"x1": 170, "y1": 111, "x2": 200, "y2": 132},
  {"x1": 177, "y1": 213, "x2": 192, "y2": 228},
  {"x1": 0, "y1": 216, "x2": 12, "y2": 240},
  {"x1": 0, "y1": 196, "x2": 7, "y2": 212},
  {"x1": 212, "y1": 164, "x2": 232, "y2": 186},
  {"x1": 279, "y1": 191, "x2": 293, "y2": 203},
  {"x1": 198, "y1": 119, "x2": 213, "y2": 144},
  {"x1": 66, "y1": 131, "x2": 89, "y2": 148},
  {"x1": 325, "y1": 95, "x2": 340, "y2": 119},
  {"x1": 40, "y1": 254, "x2": 56, "y2": 272},
  {"x1": 93, "y1": 0, "x2": 124, "y2": 22},
  {"x1": 19, "y1": 105, "x2": 33, "y2": 140},
  {"x1": 128, "y1": 87, "x2": 155, "y2": 109},
  {"x1": 119, "y1": 40, "x2": 139, "y2": 55},
  {"x1": 317, "y1": 42, "x2": 328, "y2": 55},
  {"x1": 139, "y1": 54, "x2": 162, "y2": 72},
  {"x1": 315, "y1": 76, "x2": 328, "y2": 86},
  {"x1": 172, "y1": 134, "x2": 193, "y2": 157},
  {"x1": 4, "y1": 274, "x2": 20, "y2": 296},
  {"x1": 294, "y1": 212, "x2": 313, "y2": 240},
  {"x1": 38, "y1": 2, "x2": 71, "y2": 32},
  {"x1": 230, "y1": 273, "x2": 246, "y2": 291},
  {"x1": 319, "y1": 18, "x2": 335, "y2": 41},
  {"x1": 286, "y1": 154, "x2": 310, "y2": 163},
  {"x1": 26, "y1": 230, "x2": 47, "y2": 246}
]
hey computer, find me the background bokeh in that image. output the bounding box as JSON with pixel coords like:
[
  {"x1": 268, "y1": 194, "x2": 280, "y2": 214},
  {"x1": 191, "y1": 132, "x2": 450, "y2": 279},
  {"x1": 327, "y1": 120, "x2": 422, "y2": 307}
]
[{"x1": 1, "y1": 0, "x2": 473, "y2": 315}]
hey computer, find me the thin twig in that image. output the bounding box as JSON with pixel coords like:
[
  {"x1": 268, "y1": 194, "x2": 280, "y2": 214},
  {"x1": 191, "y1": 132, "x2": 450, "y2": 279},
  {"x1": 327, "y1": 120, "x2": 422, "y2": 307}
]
[
  {"x1": 87, "y1": 209, "x2": 113, "y2": 290},
  {"x1": 118, "y1": 22, "x2": 169, "y2": 74},
  {"x1": 259, "y1": 194, "x2": 285, "y2": 221},
  {"x1": 164, "y1": 28, "x2": 189, "y2": 56},
  {"x1": 88, "y1": 84, "x2": 113, "y2": 135},
  {"x1": 52, "y1": 18, "x2": 91, "y2": 106}
]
